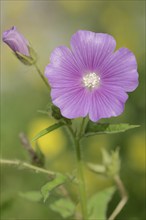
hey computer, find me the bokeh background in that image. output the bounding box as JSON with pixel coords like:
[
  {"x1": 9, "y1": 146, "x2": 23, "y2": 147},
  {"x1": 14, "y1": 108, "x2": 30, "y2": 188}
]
[{"x1": 1, "y1": 1, "x2": 145, "y2": 219}]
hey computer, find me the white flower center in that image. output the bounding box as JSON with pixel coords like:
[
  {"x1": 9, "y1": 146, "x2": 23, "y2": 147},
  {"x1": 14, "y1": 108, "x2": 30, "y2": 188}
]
[{"x1": 83, "y1": 72, "x2": 100, "y2": 89}]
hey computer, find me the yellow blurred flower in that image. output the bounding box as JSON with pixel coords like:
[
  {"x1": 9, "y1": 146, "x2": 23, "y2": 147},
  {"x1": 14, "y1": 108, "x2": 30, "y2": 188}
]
[{"x1": 28, "y1": 117, "x2": 66, "y2": 159}]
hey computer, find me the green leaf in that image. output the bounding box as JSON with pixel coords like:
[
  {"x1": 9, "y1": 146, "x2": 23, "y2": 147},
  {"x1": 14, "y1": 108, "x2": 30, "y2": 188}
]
[
  {"x1": 41, "y1": 174, "x2": 66, "y2": 202},
  {"x1": 19, "y1": 191, "x2": 42, "y2": 202},
  {"x1": 32, "y1": 122, "x2": 65, "y2": 141},
  {"x1": 88, "y1": 186, "x2": 116, "y2": 219},
  {"x1": 85, "y1": 122, "x2": 140, "y2": 136},
  {"x1": 50, "y1": 198, "x2": 75, "y2": 218}
]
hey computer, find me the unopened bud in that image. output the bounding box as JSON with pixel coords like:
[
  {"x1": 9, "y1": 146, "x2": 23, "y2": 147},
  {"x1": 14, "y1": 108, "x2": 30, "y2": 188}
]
[
  {"x1": 102, "y1": 148, "x2": 121, "y2": 177},
  {"x1": 2, "y1": 26, "x2": 37, "y2": 65}
]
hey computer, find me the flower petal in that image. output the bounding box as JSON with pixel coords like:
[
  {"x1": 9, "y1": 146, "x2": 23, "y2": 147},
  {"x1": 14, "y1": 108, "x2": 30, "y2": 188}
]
[
  {"x1": 100, "y1": 48, "x2": 139, "y2": 92},
  {"x1": 89, "y1": 86, "x2": 128, "y2": 122},
  {"x1": 2, "y1": 26, "x2": 29, "y2": 56},
  {"x1": 45, "y1": 46, "x2": 82, "y2": 88},
  {"x1": 51, "y1": 87, "x2": 91, "y2": 119},
  {"x1": 71, "y1": 30, "x2": 116, "y2": 72}
]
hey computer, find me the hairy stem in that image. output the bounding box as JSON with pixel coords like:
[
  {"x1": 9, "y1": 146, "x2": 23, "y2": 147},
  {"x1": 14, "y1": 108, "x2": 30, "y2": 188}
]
[
  {"x1": 108, "y1": 175, "x2": 128, "y2": 220},
  {"x1": 0, "y1": 159, "x2": 55, "y2": 177},
  {"x1": 67, "y1": 118, "x2": 88, "y2": 220},
  {"x1": 75, "y1": 138, "x2": 88, "y2": 220},
  {"x1": 34, "y1": 63, "x2": 50, "y2": 91},
  {"x1": 78, "y1": 117, "x2": 86, "y2": 138}
]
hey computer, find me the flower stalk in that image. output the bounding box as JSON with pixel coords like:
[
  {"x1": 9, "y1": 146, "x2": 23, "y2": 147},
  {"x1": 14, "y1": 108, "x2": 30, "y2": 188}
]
[{"x1": 34, "y1": 63, "x2": 50, "y2": 91}]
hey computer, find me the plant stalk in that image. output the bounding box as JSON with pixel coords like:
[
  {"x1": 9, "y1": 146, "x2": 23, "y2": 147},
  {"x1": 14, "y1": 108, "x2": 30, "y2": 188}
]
[
  {"x1": 66, "y1": 118, "x2": 88, "y2": 220},
  {"x1": 0, "y1": 159, "x2": 55, "y2": 176},
  {"x1": 108, "y1": 175, "x2": 128, "y2": 220},
  {"x1": 34, "y1": 63, "x2": 50, "y2": 91},
  {"x1": 75, "y1": 137, "x2": 88, "y2": 220}
]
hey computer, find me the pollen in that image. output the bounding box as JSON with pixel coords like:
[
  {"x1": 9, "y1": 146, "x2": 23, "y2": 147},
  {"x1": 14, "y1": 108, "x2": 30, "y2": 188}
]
[{"x1": 83, "y1": 72, "x2": 100, "y2": 89}]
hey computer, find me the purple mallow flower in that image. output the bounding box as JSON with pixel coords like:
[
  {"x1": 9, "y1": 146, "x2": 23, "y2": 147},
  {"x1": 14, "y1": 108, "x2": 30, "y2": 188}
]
[
  {"x1": 45, "y1": 30, "x2": 138, "y2": 122},
  {"x1": 2, "y1": 26, "x2": 30, "y2": 56}
]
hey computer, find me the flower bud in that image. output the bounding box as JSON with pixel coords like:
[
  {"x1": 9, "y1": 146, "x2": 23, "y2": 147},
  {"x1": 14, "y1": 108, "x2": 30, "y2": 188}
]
[
  {"x1": 2, "y1": 26, "x2": 37, "y2": 65},
  {"x1": 87, "y1": 148, "x2": 121, "y2": 178},
  {"x1": 102, "y1": 148, "x2": 121, "y2": 177}
]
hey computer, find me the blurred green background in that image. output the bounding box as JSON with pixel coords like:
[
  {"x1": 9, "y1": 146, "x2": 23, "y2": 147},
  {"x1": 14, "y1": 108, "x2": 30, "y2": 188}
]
[{"x1": 1, "y1": 1, "x2": 145, "y2": 219}]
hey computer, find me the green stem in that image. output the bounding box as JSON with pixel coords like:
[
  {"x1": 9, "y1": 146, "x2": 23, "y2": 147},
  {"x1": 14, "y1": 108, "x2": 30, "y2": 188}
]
[
  {"x1": 108, "y1": 175, "x2": 128, "y2": 220},
  {"x1": 66, "y1": 118, "x2": 88, "y2": 220},
  {"x1": 78, "y1": 117, "x2": 86, "y2": 138},
  {"x1": 34, "y1": 63, "x2": 50, "y2": 91},
  {"x1": 75, "y1": 138, "x2": 88, "y2": 220},
  {"x1": 0, "y1": 159, "x2": 55, "y2": 176}
]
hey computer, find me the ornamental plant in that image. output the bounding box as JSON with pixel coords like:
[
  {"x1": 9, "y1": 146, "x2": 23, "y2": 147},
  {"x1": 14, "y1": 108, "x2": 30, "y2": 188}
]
[{"x1": 1, "y1": 27, "x2": 139, "y2": 220}]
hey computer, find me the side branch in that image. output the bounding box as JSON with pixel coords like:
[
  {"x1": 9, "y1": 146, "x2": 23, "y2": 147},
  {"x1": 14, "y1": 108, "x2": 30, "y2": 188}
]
[{"x1": 0, "y1": 159, "x2": 55, "y2": 177}]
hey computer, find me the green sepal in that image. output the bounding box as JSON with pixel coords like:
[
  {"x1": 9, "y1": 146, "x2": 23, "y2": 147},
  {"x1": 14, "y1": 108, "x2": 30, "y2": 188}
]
[
  {"x1": 15, "y1": 46, "x2": 37, "y2": 65},
  {"x1": 51, "y1": 105, "x2": 62, "y2": 120},
  {"x1": 51, "y1": 105, "x2": 72, "y2": 125}
]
